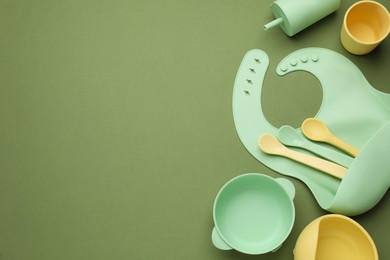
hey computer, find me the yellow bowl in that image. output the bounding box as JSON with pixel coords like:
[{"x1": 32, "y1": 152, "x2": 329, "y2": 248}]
[{"x1": 294, "y1": 214, "x2": 378, "y2": 260}]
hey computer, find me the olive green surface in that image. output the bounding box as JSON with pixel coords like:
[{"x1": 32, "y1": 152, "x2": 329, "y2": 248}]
[{"x1": 0, "y1": 0, "x2": 389, "y2": 259}]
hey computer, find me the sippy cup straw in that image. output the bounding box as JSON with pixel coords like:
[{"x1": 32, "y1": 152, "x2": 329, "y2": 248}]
[
  {"x1": 264, "y1": 0, "x2": 341, "y2": 36},
  {"x1": 264, "y1": 17, "x2": 283, "y2": 30}
]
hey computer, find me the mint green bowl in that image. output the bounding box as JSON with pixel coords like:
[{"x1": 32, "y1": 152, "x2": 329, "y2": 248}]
[{"x1": 212, "y1": 173, "x2": 295, "y2": 254}]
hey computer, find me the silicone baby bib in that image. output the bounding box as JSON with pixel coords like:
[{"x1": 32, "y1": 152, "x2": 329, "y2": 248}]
[{"x1": 232, "y1": 48, "x2": 390, "y2": 215}]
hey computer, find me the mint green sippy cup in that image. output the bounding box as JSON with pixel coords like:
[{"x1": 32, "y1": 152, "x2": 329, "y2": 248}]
[{"x1": 264, "y1": 0, "x2": 341, "y2": 36}]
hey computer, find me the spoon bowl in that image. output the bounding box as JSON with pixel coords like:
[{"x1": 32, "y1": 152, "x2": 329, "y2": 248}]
[
  {"x1": 277, "y1": 125, "x2": 306, "y2": 147},
  {"x1": 258, "y1": 134, "x2": 286, "y2": 155},
  {"x1": 301, "y1": 118, "x2": 331, "y2": 141}
]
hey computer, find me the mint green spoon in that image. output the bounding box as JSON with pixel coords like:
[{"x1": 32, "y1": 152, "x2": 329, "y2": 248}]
[{"x1": 277, "y1": 125, "x2": 353, "y2": 168}]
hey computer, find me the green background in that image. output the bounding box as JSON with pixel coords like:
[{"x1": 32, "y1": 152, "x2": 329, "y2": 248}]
[{"x1": 0, "y1": 0, "x2": 389, "y2": 259}]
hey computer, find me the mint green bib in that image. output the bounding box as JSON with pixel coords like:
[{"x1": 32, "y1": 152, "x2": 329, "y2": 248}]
[{"x1": 232, "y1": 48, "x2": 390, "y2": 216}]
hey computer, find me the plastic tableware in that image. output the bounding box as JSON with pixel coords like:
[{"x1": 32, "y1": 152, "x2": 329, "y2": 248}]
[
  {"x1": 264, "y1": 0, "x2": 340, "y2": 36},
  {"x1": 232, "y1": 48, "x2": 390, "y2": 215},
  {"x1": 258, "y1": 134, "x2": 346, "y2": 179},
  {"x1": 232, "y1": 47, "x2": 390, "y2": 216},
  {"x1": 301, "y1": 118, "x2": 360, "y2": 157},
  {"x1": 340, "y1": 0, "x2": 390, "y2": 55},
  {"x1": 294, "y1": 214, "x2": 378, "y2": 260},
  {"x1": 277, "y1": 125, "x2": 353, "y2": 167},
  {"x1": 212, "y1": 173, "x2": 295, "y2": 255}
]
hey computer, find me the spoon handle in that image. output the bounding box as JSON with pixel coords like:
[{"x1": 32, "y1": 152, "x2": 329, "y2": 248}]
[
  {"x1": 283, "y1": 148, "x2": 347, "y2": 179},
  {"x1": 328, "y1": 135, "x2": 359, "y2": 157},
  {"x1": 305, "y1": 142, "x2": 353, "y2": 168}
]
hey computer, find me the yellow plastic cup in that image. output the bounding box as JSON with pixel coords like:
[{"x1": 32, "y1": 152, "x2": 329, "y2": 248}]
[
  {"x1": 294, "y1": 214, "x2": 378, "y2": 260},
  {"x1": 340, "y1": 0, "x2": 390, "y2": 55}
]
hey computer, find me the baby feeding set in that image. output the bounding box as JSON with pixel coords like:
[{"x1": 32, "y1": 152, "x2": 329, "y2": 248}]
[{"x1": 211, "y1": 0, "x2": 390, "y2": 259}]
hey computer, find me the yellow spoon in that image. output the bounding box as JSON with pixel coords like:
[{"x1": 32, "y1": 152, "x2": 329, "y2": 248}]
[
  {"x1": 301, "y1": 118, "x2": 359, "y2": 157},
  {"x1": 258, "y1": 134, "x2": 347, "y2": 179}
]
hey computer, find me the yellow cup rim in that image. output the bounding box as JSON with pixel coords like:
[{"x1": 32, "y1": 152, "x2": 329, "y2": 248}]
[
  {"x1": 344, "y1": 0, "x2": 390, "y2": 45},
  {"x1": 318, "y1": 214, "x2": 378, "y2": 260}
]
